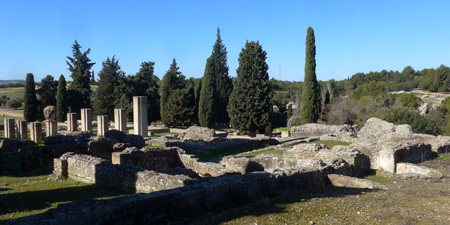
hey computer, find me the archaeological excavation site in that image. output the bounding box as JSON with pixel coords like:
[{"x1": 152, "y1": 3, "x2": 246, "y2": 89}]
[{"x1": 1, "y1": 98, "x2": 449, "y2": 224}]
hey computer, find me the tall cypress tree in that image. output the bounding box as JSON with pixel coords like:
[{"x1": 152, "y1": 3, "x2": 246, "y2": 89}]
[
  {"x1": 24, "y1": 73, "x2": 39, "y2": 122},
  {"x1": 212, "y1": 28, "x2": 233, "y2": 124},
  {"x1": 160, "y1": 59, "x2": 185, "y2": 125},
  {"x1": 135, "y1": 61, "x2": 160, "y2": 123},
  {"x1": 199, "y1": 57, "x2": 217, "y2": 128},
  {"x1": 66, "y1": 40, "x2": 95, "y2": 114},
  {"x1": 300, "y1": 27, "x2": 321, "y2": 124},
  {"x1": 228, "y1": 41, "x2": 272, "y2": 133},
  {"x1": 94, "y1": 56, "x2": 122, "y2": 118},
  {"x1": 56, "y1": 75, "x2": 68, "y2": 122}
]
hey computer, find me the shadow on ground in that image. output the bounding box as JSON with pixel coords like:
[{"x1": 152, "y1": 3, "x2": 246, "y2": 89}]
[{"x1": 189, "y1": 185, "x2": 377, "y2": 225}]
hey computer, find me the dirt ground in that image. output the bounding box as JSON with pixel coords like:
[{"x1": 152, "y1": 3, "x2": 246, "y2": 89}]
[
  {"x1": 0, "y1": 107, "x2": 23, "y2": 118},
  {"x1": 191, "y1": 154, "x2": 450, "y2": 225}
]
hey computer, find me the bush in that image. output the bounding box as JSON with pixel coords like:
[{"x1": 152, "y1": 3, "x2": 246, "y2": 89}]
[{"x1": 6, "y1": 99, "x2": 23, "y2": 109}]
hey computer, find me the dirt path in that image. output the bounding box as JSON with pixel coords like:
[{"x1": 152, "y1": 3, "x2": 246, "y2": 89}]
[
  {"x1": 0, "y1": 107, "x2": 23, "y2": 118},
  {"x1": 192, "y1": 155, "x2": 450, "y2": 224}
]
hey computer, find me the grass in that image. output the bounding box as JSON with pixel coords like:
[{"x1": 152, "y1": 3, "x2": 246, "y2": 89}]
[
  {"x1": 364, "y1": 175, "x2": 395, "y2": 185},
  {"x1": 191, "y1": 144, "x2": 271, "y2": 162},
  {"x1": 239, "y1": 149, "x2": 285, "y2": 158},
  {"x1": 0, "y1": 88, "x2": 25, "y2": 100},
  {"x1": 0, "y1": 174, "x2": 127, "y2": 223},
  {"x1": 152, "y1": 132, "x2": 176, "y2": 137},
  {"x1": 239, "y1": 140, "x2": 353, "y2": 158},
  {"x1": 274, "y1": 127, "x2": 290, "y2": 131}
]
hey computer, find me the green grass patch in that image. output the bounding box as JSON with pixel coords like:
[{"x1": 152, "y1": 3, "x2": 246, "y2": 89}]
[
  {"x1": 301, "y1": 139, "x2": 352, "y2": 149},
  {"x1": 240, "y1": 149, "x2": 285, "y2": 158},
  {"x1": 191, "y1": 144, "x2": 271, "y2": 162},
  {"x1": 0, "y1": 174, "x2": 128, "y2": 222},
  {"x1": 0, "y1": 88, "x2": 25, "y2": 100},
  {"x1": 274, "y1": 127, "x2": 291, "y2": 131},
  {"x1": 364, "y1": 175, "x2": 394, "y2": 184},
  {"x1": 152, "y1": 132, "x2": 176, "y2": 137}
]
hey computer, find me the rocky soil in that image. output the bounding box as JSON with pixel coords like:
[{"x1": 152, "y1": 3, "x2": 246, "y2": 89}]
[{"x1": 191, "y1": 154, "x2": 450, "y2": 225}]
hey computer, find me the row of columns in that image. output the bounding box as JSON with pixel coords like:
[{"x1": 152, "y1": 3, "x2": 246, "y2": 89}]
[{"x1": 3, "y1": 96, "x2": 149, "y2": 143}]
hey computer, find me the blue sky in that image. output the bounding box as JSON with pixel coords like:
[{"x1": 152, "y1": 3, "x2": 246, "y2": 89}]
[{"x1": 1, "y1": 1, "x2": 449, "y2": 82}]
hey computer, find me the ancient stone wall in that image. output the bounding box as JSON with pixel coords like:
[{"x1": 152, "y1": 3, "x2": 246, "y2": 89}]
[
  {"x1": 11, "y1": 167, "x2": 327, "y2": 225},
  {"x1": 111, "y1": 147, "x2": 184, "y2": 171},
  {"x1": 290, "y1": 123, "x2": 357, "y2": 139},
  {"x1": 55, "y1": 153, "x2": 192, "y2": 193}
]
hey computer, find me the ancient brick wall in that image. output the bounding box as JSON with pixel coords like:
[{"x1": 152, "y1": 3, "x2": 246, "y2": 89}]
[{"x1": 111, "y1": 147, "x2": 183, "y2": 171}]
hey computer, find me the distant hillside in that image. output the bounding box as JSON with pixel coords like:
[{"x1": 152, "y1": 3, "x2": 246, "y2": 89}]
[{"x1": 0, "y1": 80, "x2": 25, "y2": 84}]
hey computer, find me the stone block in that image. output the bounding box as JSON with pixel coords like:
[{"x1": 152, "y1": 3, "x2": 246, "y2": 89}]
[
  {"x1": 45, "y1": 120, "x2": 58, "y2": 137},
  {"x1": 97, "y1": 115, "x2": 109, "y2": 136},
  {"x1": 133, "y1": 96, "x2": 148, "y2": 137},
  {"x1": 67, "y1": 113, "x2": 78, "y2": 132},
  {"x1": 114, "y1": 109, "x2": 127, "y2": 133},
  {"x1": 396, "y1": 162, "x2": 443, "y2": 179},
  {"x1": 328, "y1": 174, "x2": 387, "y2": 190},
  {"x1": 4, "y1": 118, "x2": 15, "y2": 138},
  {"x1": 81, "y1": 108, "x2": 93, "y2": 132},
  {"x1": 30, "y1": 122, "x2": 42, "y2": 144},
  {"x1": 16, "y1": 120, "x2": 27, "y2": 141}
]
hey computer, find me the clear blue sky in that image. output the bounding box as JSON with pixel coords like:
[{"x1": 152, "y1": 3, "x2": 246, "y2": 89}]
[{"x1": 1, "y1": 0, "x2": 449, "y2": 82}]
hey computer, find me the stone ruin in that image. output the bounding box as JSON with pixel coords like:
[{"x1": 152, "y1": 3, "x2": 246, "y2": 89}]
[{"x1": 7, "y1": 117, "x2": 450, "y2": 224}]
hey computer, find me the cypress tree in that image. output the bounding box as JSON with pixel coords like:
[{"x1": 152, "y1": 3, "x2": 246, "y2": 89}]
[
  {"x1": 23, "y1": 73, "x2": 39, "y2": 122},
  {"x1": 228, "y1": 41, "x2": 273, "y2": 133},
  {"x1": 36, "y1": 75, "x2": 58, "y2": 120},
  {"x1": 160, "y1": 59, "x2": 185, "y2": 125},
  {"x1": 199, "y1": 57, "x2": 217, "y2": 128},
  {"x1": 300, "y1": 27, "x2": 321, "y2": 124},
  {"x1": 193, "y1": 78, "x2": 202, "y2": 124},
  {"x1": 212, "y1": 28, "x2": 233, "y2": 124},
  {"x1": 94, "y1": 56, "x2": 122, "y2": 118},
  {"x1": 56, "y1": 75, "x2": 68, "y2": 122},
  {"x1": 66, "y1": 40, "x2": 95, "y2": 114}
]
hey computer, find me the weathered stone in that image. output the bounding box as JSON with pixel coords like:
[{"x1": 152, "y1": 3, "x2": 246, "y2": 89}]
[
  {"x1": 4, "y1": 118, "x2": 15, "y2": 138},
  {"x1": 184, "y1": 126, "x2": 216, "y2": 140},
  {"x1": 30, "y1": 122, "x2": 42, "y2": 144},
  {"x1": 291, "y1": 123, "x2": 357, "y2": 138},
  {"x1": 328, "y1": 174, "x2": 387, "y2": 190},
  {"x1": 43, "y1": 105, "x2": 56, "y2": 120},
  {"x1": 281, "y1": 130, "x2": 290, "y2": 138},
  {"x1": 104, "y1": 130, "x2": 145, "y2": 149},
  {"x1": 81, "y1": 108, "x2": 93, "y2": 132},
  {"x1": 220, "y1": 156, "x2": 264, "y2": 174},
  {"x1": 67, "y1": 113, "x2": 78, "y2": 132},
  {"x1": 45, "y1": 120, "x2": 58, "y2": 137},
  {"x1": 97, "y1": 115, "x2": 109, "y2": 136},
  {"x1": 88, "y1": 137, "x2": 114, "y2": 160},
  {"x1": 133, "y1": 96, "x2": 148, "y2": 137},
  {"x1": 0, "y1": 139, "x2": 23, "y2": 151},
  {"x1": 114, "y1": 108, "x2": 127, "y2": 133},
  {"x1": 396, "y1": 162, "x2": 443, "y2": 179},
  {"x1": 16, "y1": 120, "x2": 27, "y2": 141},
  {"x1": 125, "y1": 135, "x2": 145, "y2": 149}
]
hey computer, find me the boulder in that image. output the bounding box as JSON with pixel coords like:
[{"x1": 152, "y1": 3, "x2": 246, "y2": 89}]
[
  {"x1": 358, "y1": 118, "x2": 413, "y2": 140},
  {"x1": 328, "y1": 174, "x2": 387, "y2": 190},
  {"x1": 43, "y1": 106, "x2": 56, "y2": 120},
  {"x1": 184, "y1": 126, "x2": 216, "y2": 140},
  {"x1": 396, "y1": 162, "x2": 443, "y2": 179},
  {"x1": 88, "y1": 137, "x2": 114, "y2": 160}
]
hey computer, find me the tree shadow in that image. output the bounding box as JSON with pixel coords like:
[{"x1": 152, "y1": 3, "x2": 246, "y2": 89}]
[{"x1": 0, "y1": 183, "x2": 127, "y2": 222}]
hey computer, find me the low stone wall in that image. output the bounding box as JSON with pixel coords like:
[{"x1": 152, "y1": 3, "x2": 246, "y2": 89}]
[
  {"x1": 291, "y1": 123, "x2": 357, "y2": 139},
  {"x1": 111, "y1": 147, "x2": 183, "y2": 171},
  {"x1": 11, "y1": 167, "x2": 328, "y2": 225},
  {"x1": 54, "y1": 153, "x2": 193, "y2": 193}
]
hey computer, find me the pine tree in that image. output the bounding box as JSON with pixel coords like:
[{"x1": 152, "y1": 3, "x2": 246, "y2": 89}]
[
  {"x1": 164, "y1": 88, "x2": 195, "y2": 127},
  {"x1": 23, "y1": 73, "x2": 39, "y2": 122},
  {"x1": 300, "y1": 27, "x2": 321, "y2": 124},
  {"x1": 66, "y1": 40, "x2": 95, "y2": 114},
  {"x1": 135, "y1": 61, "x2": 160, "y2": 122},
  {"x1": 160, "y1": 59, "x2": 185, "y2": 125},
  {"x1": 212, "y1": 28, "x2": 233, "y2": 124},
  {"x1": 199, "y1": 57, "x2": 217, "y2": 128},
  {"x1": 228, "y1": 41, "x2": 273, "y2": 134},
  {"x1": 94, "y1": 56, "x2": 122, "y2": 118},
  {"x1": 37, "y1": 75, "x2": 58, "y2": 107},
  {"x1": 56, "y1": 75, "x2": 68, "y2": 122}
]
